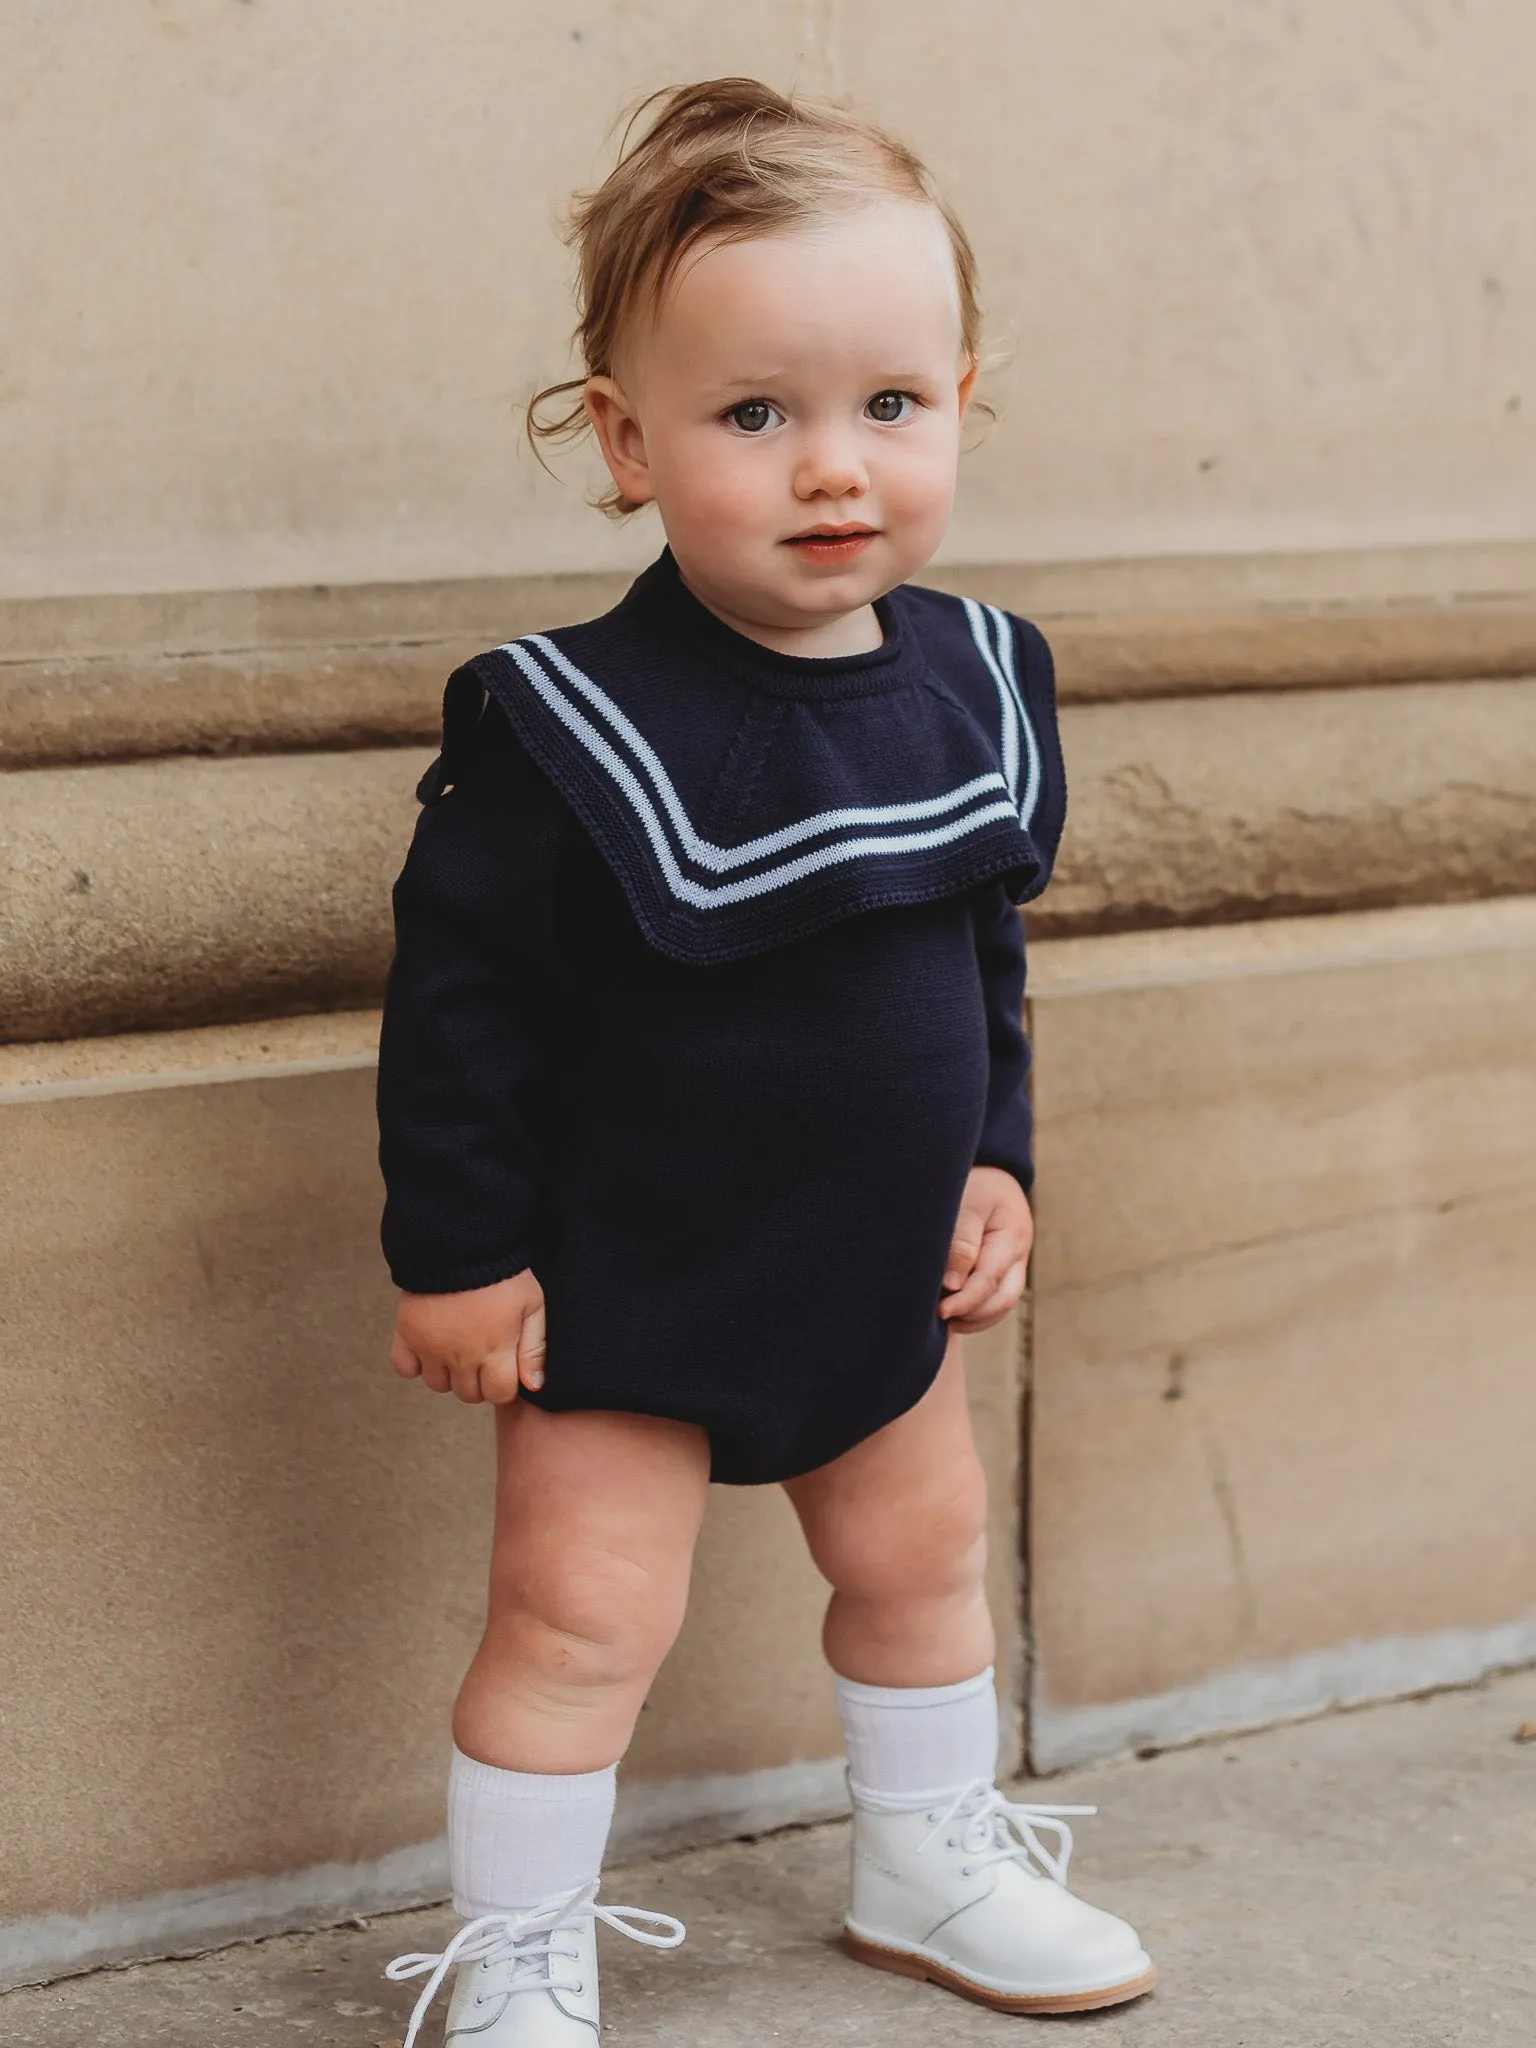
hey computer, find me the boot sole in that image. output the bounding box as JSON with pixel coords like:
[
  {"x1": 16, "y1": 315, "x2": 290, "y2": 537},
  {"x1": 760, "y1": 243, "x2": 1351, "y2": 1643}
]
[{"x1": 842, "y1": 1929, "x2": 1158, "y2": 2014}]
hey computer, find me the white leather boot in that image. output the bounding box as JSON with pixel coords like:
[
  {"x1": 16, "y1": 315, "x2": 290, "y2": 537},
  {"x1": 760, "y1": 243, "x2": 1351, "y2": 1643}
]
[
  {"x1": 843, "y1": 1780, "x2": 1156, "y2": 2014},
  {"x1": 385, "y1": 1880, "x2": 685, "y2": 2045}
]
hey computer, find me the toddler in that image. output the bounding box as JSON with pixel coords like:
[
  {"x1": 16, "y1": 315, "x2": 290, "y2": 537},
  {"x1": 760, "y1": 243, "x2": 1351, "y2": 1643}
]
[{"x1": 375, "y1": 77, "x2": 1155, "y2": 2044}]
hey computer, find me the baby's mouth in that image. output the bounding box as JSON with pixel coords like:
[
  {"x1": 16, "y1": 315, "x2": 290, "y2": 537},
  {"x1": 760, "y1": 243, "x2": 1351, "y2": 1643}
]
[{"x1": 785, "y1": 526, "x2": 880, "y2": 560}]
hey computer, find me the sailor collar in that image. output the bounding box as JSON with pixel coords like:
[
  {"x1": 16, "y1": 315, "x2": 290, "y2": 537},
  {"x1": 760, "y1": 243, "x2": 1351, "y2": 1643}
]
[{"x1": 424, "y1": 547, "x2": 1065, "y2": 967}]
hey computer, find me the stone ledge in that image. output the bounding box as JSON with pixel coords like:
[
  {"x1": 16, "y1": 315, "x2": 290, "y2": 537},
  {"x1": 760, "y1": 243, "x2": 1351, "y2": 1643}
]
[
  {"x1": 1, "y1": 643, "x2": 466, "y2": 772},
  {"x1": 8, "y1": 538, "x2": 1535, "y2": 662},
  {"x1": 4, "y1": 541, "x2": 1535, "y2": 769},
  {"x1": 0, "y1": 748, "x2": 431, "y2": 1045},
  {"x1": 0, "y1": 1011, "x2": 381, "y2": 1102},
  {"x1": 1046, "y1": 675, "x2": 1536, "y2": 936},
  {"x1": 5, "y1": 676, "x2": 1535, "y2": 1043},
  {"x1": 5, "y1": 600, "x2": 1532, "y2": 772},
  {"x1": 1028, "y1": 892, "x2": 1536, "y2": 995}
]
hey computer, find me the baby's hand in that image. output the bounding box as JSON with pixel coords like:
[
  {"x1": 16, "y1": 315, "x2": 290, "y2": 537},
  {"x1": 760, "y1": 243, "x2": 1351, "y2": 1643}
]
[
  {"x1": 938, "y1": 1166, "x2": 1033, "y2": 1334},
  {"x1": 390, "y1": 1271, "x2": 546, "y2": 1405}
]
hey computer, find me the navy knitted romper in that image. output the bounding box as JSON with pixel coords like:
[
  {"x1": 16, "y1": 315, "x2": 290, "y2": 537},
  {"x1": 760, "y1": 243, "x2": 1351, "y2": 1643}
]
[{"x1": 376, "y1": 547, "x2": 1066, "y2": 1484}]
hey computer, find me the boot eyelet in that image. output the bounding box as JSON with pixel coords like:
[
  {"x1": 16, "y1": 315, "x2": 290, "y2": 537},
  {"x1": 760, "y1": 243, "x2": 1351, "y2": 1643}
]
[
  {"x1": 960, "y1": 1865, "x2": 973, "y2": 1878},
  {"x1": 946, "y1": 1836, "x2": 958, "y2": 1849},
  {"x1": 574, "y1": 1980, "x2": 585, "y2": 1995}
]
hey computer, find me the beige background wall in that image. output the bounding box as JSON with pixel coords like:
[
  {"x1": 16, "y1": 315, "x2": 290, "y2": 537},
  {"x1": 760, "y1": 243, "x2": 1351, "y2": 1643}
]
[
  {"x1": 1026, "y1": 900, "x2": 1536, "y2": 1768},
  {"x1": 4, "y1": 0, "x2": 1536, "y2": 1991},
  {"x1": 3, "y1": 0, "x2": 1533, "y2": 599}
]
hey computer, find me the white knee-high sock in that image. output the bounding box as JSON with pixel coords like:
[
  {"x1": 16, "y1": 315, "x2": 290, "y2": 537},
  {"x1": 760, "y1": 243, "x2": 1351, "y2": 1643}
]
[
  {"x1": 448, "y1": 1745, "x2": 616, "y2": 1916},
  {"x1": 834, "y1": 1668, "x2": 999, "y2": 1808}
]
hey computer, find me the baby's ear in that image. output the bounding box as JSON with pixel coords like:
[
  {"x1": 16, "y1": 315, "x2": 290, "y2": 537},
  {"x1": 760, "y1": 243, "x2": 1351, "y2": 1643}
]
[
  {"x1": 956, "y1": 354, "x2": 980, "y2": 420},
  {"x1": 584, "y1": 376, "x2": 655, "y2": 506}
]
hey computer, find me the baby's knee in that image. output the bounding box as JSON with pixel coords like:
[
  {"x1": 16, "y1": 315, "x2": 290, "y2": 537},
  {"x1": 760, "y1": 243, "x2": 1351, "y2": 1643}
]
[
  {"x1": 820, "y1": 1459, "x2": 989, "y2": 1607},
  {"x1": 486, "y1": 1538, "x2": 688, "y2": 1691}
]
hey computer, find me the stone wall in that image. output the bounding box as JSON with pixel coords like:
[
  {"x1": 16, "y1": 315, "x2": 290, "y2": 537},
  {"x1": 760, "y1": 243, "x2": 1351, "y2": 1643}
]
[
  {"x1": 1027, "y1": 900, "x2": 1536, "y2": 1768},
  {"x1": 4, "y1": 2, "x2": 1534, "y2": 596},
  {"x1": 2, "y1": 0, "x2": 1534, "y2": 1994}
]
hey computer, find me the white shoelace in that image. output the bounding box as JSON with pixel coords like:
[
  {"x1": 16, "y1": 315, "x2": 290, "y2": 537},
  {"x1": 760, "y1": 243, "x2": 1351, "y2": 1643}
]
[
  {"x1": 917, "y1": 1779, "x2": 1098, "y2": 1886},
  {"x1": 384, "y1": 1879, "x2": 685, "y2": 2048}
]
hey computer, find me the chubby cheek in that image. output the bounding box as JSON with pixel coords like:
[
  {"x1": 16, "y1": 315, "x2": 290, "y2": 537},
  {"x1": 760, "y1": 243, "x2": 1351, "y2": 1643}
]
[
  {"x1": 878, "y1": 435, "x2": 960, "y2": 559},
  {"x1": 649, "y1": 429, "x2": 783, "y2": 554}
]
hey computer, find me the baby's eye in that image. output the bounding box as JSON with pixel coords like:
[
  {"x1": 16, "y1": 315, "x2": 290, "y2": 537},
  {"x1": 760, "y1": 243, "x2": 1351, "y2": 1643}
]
[
  {"x1": 726, "y1": 399, "x2": 784, "y2": 435},
  {"x1": 865, "y1": 390, "x2": 915, "y2": 424}
]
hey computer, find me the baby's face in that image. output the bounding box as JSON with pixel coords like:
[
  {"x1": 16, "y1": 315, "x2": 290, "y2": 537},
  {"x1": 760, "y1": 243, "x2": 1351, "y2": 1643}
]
[{"x1": 587, "y1": 198, "x2": 976, "y2": 645}]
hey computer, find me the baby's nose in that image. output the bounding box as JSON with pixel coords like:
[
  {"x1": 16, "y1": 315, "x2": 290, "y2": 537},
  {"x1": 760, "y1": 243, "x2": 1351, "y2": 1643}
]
[{"x1": 792, "y1": 430, "x2": 870, "y2": 500}]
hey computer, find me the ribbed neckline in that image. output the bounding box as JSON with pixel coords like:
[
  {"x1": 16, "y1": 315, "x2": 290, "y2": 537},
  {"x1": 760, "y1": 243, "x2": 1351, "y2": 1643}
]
[{"x1": 620, "y1": 545, "x2": 924, "y2": 702}]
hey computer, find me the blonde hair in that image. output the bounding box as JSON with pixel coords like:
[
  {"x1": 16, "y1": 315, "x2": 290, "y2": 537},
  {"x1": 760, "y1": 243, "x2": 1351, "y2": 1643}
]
[{"x1": 527, "y1": 77, "x2": 987, "y2": 517}]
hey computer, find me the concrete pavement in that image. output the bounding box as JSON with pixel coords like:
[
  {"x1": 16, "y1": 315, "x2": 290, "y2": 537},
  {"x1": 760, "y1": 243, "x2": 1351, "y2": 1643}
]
[{"x1": 6, "y1": 1665, "x2": 1534, "y2": 2047}]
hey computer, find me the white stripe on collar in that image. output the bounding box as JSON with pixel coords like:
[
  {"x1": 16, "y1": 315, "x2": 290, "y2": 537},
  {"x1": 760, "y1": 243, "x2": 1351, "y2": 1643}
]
[
  {"x1": 496, "y1": 603, "x2": 1038, "y2": 911},
  {"x1": 962, "y1": 598, "x2": 1042, "y2": 827}
]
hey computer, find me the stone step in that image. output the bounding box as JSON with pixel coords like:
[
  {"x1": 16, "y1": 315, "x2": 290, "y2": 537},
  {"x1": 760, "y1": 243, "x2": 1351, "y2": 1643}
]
[{"x1": 6, "y1": 673, "x2": 1536, "y2": 1043}]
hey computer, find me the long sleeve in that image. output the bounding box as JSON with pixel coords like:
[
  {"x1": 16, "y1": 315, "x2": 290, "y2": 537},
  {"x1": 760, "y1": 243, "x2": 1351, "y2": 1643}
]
[
  {"x1": 970, "y1": 877, "x2": 1035, "y2": 1195},
  {"x1": 377, "y1": 693, "x2": 579, "y2": 1294}
]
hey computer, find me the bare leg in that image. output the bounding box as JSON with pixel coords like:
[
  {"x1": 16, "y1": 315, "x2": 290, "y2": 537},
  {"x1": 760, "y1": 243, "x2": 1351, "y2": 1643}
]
[
  {"x1": 783, "y1": 1335, "x2": 993, "y2": 1685},
  {"x1": 452, "y1": 1403, "x2": 712, "y2": 1773}
]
